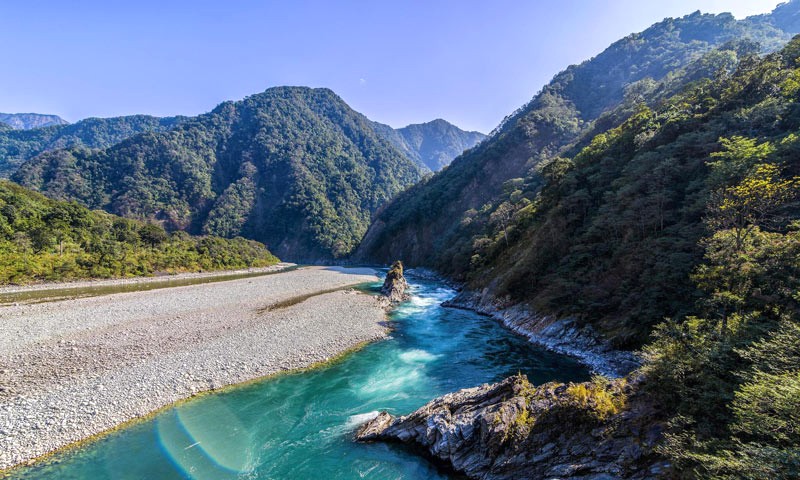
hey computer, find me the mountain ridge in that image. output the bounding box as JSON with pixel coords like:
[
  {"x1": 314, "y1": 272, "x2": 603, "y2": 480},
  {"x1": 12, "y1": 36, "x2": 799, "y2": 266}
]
[
  {"x1": 371, "y1": 118, "x2": 485, "y2": 172},
  {"x1": 0, "y1": 114, "x2": 186, "y2": 177},
  {"x1": 354, "y1": 2, "x2": 800, "y2": 276},
  {"x1": 0, "y1": 113, "x2": 68, "y2": 130},
  {"x1": 0, "y1": 111, "x2": 478, "y2": 178},
  {"x1": 355, "y1": 5, "x2": 800, "y2": 478},
  {"x1": 13, "y1": 86, "x2": 424, "y2": 261}
]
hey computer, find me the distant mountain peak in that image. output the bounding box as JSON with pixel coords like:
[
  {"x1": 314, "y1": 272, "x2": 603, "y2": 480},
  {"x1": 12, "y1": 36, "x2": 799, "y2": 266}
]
[
  {"x1": 371, "y1": 118, "x2": 486, "y2": 172},
  {"x1": 251, "y1": 85, "x2": 338, "y2": 100},
  {"x1": 0, "y1": 113, "x2": 68, "y2": 130},
  {"x1": 767, "y1": 0, "x2": 800, "y2": 31}
]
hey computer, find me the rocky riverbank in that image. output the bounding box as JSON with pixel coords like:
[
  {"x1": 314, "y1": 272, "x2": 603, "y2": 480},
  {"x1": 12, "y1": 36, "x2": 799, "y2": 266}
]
[
  {"x1": 357, "y1": 374, "x2": 668, "y2": 479},
  {"x1": 355, "y1": 267, "x2": 665, "y2": 478},
  {"x1": 0, "y1": 266, "x2": 388, "y2": 470},
  {"x1": 443, "y1": 290, "x2": 640, "y2": 377}
]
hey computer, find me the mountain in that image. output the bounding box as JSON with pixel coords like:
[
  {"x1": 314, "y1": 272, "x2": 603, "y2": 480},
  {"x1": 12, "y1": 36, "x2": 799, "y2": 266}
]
[
  {"x1": 360, "y1": 9, "x2": 800, "y2": 480},
  {"x1": 0, "y1": 113, "x2": 68, "y2": 130},
  {"x1": 745, "y1": 0, "x2": 800, "y2": 36},
  {"x1": 371, "y1": 119, "x2": 485, "y2": 171},
  {"x1": 432, "y1": 35, "x2": 799, "y2": 346},
  {"x1": 444, "y1": 35, "x2": 800, "y2": 479},
  {"x1": 0, "y1": 180, "x2": 279, "y2": 284},
  {"x1": 0, "y1": 114, "x2": 476, "y2": 179},
  {"x1": 13, "y1": 87, "x2": 424, "y2": 261},
  {"x1": 592, "y1": 36, "x2": 800, "y2": 478},
  {"x1": 355, "y1": 4, "x2": 800, "y2": 313},
  {"x1": 0, "y1": 115, "x2": 185, "y2": 177}
]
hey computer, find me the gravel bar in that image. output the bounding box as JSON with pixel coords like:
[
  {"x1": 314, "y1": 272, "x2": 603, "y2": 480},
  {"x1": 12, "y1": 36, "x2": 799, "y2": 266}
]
[
  {"x1": 0, "y1": 262, "x2": 295, "y2": 295},
  {"x1": 0, "y1": 266, "x2": 388, "y2": 470}
]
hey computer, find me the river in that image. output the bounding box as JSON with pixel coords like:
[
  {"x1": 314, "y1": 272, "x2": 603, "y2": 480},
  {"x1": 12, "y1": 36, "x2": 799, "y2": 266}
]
[{"x1": 8, "y1": 273, "x2": 590, "y2": 479}]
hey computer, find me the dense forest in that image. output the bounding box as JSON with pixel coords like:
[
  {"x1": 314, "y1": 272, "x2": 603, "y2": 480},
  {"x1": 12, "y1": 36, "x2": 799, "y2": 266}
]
[
  {"x1": 414, "y1": 35, "x2": 800, "y2": 477},
  {"x1": 0, "y1": 180, "x2": 278, "y2": 284},
  {"x1": 355, "y1": 5, "x2": 800, "y2": 476},
  {"x1": 0, "y1": 114, "x2": 480, "y2": 180},
  {"x1": 12, "y1": 87, "x2": 425, "y2": 261},
  {"x1": 631, "y1": 36, "x2": 800, "y2": 479},
  {"x1": 356, "y1": 7, "x2": 800, "y2": 271},
  {"x1": 355, "y1": 6, "x2": 800, "y2": 337},
  {"x1": 0, "y1": 115, "x2": 185, "y2": 177},
  {"x1": 450, "y1": 32, "x2": 800, "y2": 480}
]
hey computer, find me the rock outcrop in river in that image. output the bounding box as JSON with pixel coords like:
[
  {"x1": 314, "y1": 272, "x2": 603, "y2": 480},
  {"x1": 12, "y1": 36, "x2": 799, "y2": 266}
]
[
  {"x1": 380, "y1": 260, "x2": 409, "y2": 303},
  {"x1": 357, "y1": 374, "x2": 668, "y2": 479}
]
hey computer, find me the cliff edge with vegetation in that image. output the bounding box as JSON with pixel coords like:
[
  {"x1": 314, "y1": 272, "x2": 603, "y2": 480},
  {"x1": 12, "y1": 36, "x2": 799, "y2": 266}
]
[
  {"x1": 358, "y1": 374, "x2": 666, "y2": 479},
  {"x1": 357, "y1": 6, "x2": 800, "y2": 479}
]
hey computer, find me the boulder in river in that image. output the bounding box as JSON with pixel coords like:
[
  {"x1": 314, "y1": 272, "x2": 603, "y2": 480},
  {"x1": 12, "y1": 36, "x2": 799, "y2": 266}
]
[
  {"x1": 356, "y1": 373, "x2": 669, "y2": 479},
  {"x1": 380, "y1": 260, "x2": 409, "y2": 303}
]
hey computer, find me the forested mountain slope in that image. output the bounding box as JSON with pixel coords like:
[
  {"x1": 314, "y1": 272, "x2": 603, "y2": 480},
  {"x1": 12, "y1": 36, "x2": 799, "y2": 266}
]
[
  {"x1": 355, "y1": 4, "x2": 800, "y2": 271},
  {"x1": 0, "y1": 113, "x2": 477, "y2": 179},
  {"x1": 361, "y1": 29, "x2": 800, "y2": 480},
  {"x1": 0, "y1": 180, "x2": 279, "y2": 284},
  {"x1": 0, "y1": 115, "x2": 185, "y2": 177},
  {"x1": 589, "y1": 40, "x2": 799, "y2": 477},
  {"x1": 463, "y1": 36, "x2": 800, "y2": 345},
  {"x1": 371, "y1": 119, "x2": 485, "y2": 171},
  {"x1": 14, "y1": 87, "x2": 424, "y2": 261}
]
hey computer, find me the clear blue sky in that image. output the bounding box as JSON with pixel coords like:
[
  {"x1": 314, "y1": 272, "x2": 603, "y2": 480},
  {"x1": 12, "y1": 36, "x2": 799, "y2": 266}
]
[{"x1": 0, "y1": 1, "x2": 783, "y2": 132}]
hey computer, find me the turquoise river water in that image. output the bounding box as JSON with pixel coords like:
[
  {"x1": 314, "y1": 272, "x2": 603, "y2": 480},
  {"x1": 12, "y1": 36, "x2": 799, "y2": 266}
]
[{"x1": 8, "y1": 275, "x2": 590, "y2": 479}]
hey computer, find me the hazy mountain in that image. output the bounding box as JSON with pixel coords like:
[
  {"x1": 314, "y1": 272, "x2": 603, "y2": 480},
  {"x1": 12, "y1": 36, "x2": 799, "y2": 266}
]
[
  {"x1": 14, "y1": 87, "x2": 424, "y2": 261},
  {"x1": 371, "y1": 119, "x2": 485, "y2": 171},
  {"x1": 0, "y1": 115, "x2": 186, "y2": 177},
  {"x1": 0, "y1": 113, "x2": 68, "y2": 130}
]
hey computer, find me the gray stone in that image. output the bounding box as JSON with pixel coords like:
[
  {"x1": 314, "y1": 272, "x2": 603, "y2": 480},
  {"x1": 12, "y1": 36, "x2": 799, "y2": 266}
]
[
  {"x1": 380, "y1": 260, "x2": 410, "y2": 303},
  {"x1": 356, "y1": 374, "x2": 666, "y2": 479}
]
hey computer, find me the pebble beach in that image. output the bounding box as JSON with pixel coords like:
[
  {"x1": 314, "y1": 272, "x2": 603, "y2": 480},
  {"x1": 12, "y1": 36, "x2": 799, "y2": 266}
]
[{"x1": 0, "y1": 266, "x2": 388, "y2": 470}]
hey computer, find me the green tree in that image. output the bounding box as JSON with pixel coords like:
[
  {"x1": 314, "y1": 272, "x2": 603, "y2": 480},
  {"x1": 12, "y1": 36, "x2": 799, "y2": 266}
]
[
  {"x1": 707, "y1": 163, "x2": 799, "y2": 252},
  {"x1": 707, "y1": 136, "x2": 775, "y2": 187}
]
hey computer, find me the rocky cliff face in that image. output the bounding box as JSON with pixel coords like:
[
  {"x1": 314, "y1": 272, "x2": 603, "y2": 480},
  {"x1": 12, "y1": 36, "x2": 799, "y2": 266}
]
[
  {"x1": 380, "y1": 260, "x2": 409, "y2": 303},
  {"x1": 357, "y1": 374, "x2": 668, "y2": 479}
]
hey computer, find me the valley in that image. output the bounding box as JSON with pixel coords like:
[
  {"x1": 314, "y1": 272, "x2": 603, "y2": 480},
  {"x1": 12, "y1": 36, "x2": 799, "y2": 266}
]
[
  {"x1": 1, "y1": 1, "x2": 799, "y2": 479},
  {"x1": 3, "y1": 272, "x2": 589, "y2": 479}
]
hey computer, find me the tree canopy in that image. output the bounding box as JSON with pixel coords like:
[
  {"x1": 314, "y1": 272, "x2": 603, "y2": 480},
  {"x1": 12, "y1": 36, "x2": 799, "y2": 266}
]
[{"x1": 0, "y1": 180, "x2": 279, "y2": 284}]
